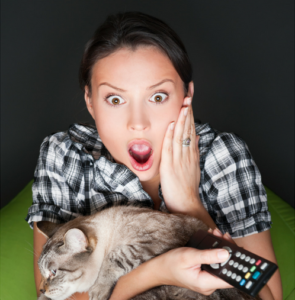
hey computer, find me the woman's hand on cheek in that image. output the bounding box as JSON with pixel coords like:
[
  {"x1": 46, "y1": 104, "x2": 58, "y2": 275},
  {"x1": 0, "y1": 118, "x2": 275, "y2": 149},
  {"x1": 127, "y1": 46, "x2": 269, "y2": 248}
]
[{"x1": 159, "y1": 96, "x2": 202, "y2": 215}]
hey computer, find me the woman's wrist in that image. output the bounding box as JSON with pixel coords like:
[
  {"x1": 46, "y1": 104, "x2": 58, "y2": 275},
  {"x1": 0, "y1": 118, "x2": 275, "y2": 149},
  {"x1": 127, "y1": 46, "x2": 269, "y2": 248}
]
[
  {"x1": 109, "y1": 255, "x2": 163, "y2": 300},
  {"x1": 169, "y1": 194, "x2": 216, "y2": 229}
]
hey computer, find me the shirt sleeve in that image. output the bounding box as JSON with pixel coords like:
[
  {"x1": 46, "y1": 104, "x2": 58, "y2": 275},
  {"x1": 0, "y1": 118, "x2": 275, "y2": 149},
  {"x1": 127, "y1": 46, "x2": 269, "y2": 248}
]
[
  {"x1": 202, "y1": 132, "x2": 272, "y2": 238},
  {"x1": 25, "y1": 133, "x2": 82, "y2": 229}
]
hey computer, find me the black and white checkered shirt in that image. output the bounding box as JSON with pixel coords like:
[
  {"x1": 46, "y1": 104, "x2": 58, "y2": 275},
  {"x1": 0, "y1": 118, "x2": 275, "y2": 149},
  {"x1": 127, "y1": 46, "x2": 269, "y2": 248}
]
[{"x1": 25, "y1": 122, "x2": 272, "y2": 238}]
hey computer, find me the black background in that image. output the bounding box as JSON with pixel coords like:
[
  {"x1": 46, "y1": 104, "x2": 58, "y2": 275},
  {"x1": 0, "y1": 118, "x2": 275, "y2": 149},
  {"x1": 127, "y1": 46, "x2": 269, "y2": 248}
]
[{"x1": 1, "y1": 0, "x2": 294, "y2": 208}]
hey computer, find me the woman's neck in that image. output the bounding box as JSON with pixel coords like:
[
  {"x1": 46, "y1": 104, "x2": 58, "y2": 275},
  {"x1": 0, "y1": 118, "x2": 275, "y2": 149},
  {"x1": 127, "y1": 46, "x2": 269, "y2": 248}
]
[{"x1": 140, "y1": 174, "x2": 161, "y2": 210}]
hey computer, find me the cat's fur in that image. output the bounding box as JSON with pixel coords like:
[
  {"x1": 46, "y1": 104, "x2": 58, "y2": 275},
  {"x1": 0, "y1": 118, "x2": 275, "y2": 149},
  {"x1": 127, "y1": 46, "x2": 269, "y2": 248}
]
[{"x1": 37, "y1": 204, "x2": 260, "y2": 300}]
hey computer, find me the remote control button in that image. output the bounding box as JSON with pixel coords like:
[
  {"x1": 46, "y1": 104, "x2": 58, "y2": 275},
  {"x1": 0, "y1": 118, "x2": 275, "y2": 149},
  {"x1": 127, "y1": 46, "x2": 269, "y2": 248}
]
[
  {"x1": 231, "y1": 273, "x2": 237, "y2": 279},
  {"x1": 243, "y1": 267, "x2": 249, "y2": 273},
  {"x1": 240, "y1": 279, "x2": 246, "y2": 286},
  {"x1": 220, "y1": 249, "x2": 231, "y2": 267},
  {"x1": 223, "y1": 246, "x2": 232, "y2": 253},
  {"x1": 245, "y1": 256, "x2": 250, "y2": 262},
  {"x1": 222, "y1": 268, "x2": 227, "y2": 274},
  {"x1": 233, "y1": 262, "x2": 239, "y2": 268},
  {"x1": 245, "y1": 272, "x2": 251, "y2": 279},
  {"x1": 210, "y1": 263, "x2": 220, "y2": 269},
  {"x1": 250, "y1": 258, "x2": 256, "y2": 264},
  {"x1": 246, "y1": 281, "x2": 253, "y2": 289},
  {"x1": 229, "y1": 260, "x2": 234, "y2": 266},
  {"x1": 250, "y1": 266, "x2": 256, "y2": 272},
  {"x1": 252, "y1": 271, "x2": 261, "y2": 280},
  {"x1": 235, "y1": 252, "x2": 241, "y2": 257},
  {"x1": 256, "y1": 259, "x2": 262, "y2": 266},
  {"x1": 227, "y1": 271, "x2": 232, "y2": 277},
  {"x1": 261, "y1": 262, "x2": 268, "y2": 270},
  {"x1": 212, "y1": 241, "x2": 219, "y2": 248},
  {"x1": 240, "y1": 254, "x2": 246, "y2": 260},
  {"x1": 238, "y1": 264, "x2": 243, "y2": 270},
  {"x1": 236, "y1": 275, "x2": 242, "y2": 282}
]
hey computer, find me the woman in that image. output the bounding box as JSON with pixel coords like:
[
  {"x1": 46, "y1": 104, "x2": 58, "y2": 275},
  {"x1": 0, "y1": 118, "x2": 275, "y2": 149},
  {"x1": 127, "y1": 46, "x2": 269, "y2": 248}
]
[{"x1": 27, "y1": 11, "x2": 282, "y2": 300}]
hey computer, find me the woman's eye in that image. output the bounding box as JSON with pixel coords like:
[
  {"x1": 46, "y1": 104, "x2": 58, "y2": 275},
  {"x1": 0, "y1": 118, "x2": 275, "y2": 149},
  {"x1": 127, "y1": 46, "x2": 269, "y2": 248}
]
[
  {"x1": 105, "y1": 95, "x2": 124, "y2": 106},
  {"x1": 150, "y1": 92, "x2": 168, "y2": 104}
]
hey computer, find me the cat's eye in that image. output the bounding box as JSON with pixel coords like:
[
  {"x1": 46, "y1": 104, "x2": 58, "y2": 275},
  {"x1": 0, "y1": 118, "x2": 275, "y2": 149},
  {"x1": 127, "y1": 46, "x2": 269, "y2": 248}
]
[{"x1": 50, "y1": 269, "x2": 57, "y2": 276}]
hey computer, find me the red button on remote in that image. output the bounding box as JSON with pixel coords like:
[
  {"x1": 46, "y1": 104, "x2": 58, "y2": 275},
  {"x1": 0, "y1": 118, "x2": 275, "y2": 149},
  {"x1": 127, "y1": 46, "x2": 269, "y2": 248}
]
[{"x1": 256, "y1": 260, "x2": 262, "y2": 266}]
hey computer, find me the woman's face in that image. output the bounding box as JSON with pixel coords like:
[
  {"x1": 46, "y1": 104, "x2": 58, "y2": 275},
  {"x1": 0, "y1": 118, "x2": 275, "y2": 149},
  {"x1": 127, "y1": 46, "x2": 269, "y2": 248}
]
[{"x1": 85, "y1": 46, "x2": 193, "y2": 184}]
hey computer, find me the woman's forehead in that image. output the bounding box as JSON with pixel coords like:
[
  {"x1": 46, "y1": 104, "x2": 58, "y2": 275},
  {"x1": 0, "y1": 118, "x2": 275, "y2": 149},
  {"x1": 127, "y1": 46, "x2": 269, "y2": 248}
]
[{"x1": 91, "y1": 46, "x2": 182, "y2": 89}]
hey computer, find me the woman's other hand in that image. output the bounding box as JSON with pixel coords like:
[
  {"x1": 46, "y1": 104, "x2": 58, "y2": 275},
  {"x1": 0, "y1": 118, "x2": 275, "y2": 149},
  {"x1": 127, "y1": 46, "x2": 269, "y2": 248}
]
[
  {"x1": 159, "y1": 95, "x2": 216, "y2": 228},
  {"x1": 159, "y1": 96, "x2": 201, "y2": 214}
]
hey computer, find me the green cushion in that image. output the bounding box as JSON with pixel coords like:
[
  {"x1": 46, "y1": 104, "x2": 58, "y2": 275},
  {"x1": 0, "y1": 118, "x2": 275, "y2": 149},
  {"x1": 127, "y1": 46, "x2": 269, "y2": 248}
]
[
  {"x1": 266, "y1": 187, "x2": 295, "y2": 299},
  {"x1": 0, "y1": 181, "x2": 294, "y2": 299},
  {"x1": 0, "y1": 180, "x2": 35, "y2": 300}
]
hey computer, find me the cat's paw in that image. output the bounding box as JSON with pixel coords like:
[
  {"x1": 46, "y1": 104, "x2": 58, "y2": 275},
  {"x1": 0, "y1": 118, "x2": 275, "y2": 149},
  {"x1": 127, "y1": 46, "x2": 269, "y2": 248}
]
[{"x1": 89, "y1": 284, "x2": 115, "y2": 300}]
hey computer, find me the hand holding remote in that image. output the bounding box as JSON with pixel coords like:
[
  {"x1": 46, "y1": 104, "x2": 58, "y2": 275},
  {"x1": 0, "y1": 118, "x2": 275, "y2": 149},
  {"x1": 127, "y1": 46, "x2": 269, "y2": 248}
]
[
  {"x1": 156, "y1": 244, "x2": 233, "y2": 296},
  {"x1": 186, "y1": 229, "x2": 278, "y2": 297}
]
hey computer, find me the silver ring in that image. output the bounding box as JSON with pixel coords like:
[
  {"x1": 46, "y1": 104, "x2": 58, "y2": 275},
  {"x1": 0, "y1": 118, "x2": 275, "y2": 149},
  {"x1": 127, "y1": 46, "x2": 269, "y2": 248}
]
[{"x1": 182, "y1": 138, "x2": 191, "y2": 147}]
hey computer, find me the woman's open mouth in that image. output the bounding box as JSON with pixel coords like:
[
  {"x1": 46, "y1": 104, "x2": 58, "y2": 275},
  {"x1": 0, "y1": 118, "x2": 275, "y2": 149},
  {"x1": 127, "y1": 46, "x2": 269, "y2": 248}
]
[{"x1": 128, "y1": 142, "x2": 154, "y2": 171}]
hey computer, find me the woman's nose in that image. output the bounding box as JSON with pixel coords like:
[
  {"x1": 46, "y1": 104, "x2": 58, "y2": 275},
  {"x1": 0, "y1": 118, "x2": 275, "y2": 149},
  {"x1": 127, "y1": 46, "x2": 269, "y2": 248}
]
[{"x1": 128, "y1": 105, "x2": 150, "y2": 131}]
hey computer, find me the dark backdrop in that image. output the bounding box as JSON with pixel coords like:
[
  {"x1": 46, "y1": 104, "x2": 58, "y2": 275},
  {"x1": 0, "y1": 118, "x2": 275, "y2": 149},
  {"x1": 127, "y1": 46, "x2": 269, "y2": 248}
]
[{"x1": 1, "y1": 0, "x2": 294, "y2": 208}]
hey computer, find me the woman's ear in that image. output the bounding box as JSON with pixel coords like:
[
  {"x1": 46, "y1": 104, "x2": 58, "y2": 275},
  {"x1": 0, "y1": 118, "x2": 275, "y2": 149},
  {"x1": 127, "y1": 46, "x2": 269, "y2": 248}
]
[
  {"x1": 84, "y1": 86, "x2": 95, "y2": 120},
  {"x1": 187, "y1": 81, "x2": 194, "y2": 99}
]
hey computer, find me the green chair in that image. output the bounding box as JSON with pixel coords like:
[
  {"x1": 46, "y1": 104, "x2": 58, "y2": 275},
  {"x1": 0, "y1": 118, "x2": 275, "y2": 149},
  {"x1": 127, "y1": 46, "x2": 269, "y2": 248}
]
[{"x1": 0, "y1": 181, "x2": 294, "y2": 299}]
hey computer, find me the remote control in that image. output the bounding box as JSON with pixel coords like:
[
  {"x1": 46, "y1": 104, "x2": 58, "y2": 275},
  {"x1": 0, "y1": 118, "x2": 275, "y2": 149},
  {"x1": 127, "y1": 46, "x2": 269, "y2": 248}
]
[{"x1": 185, "y1": 230, "x2": 278, "y2": 297}]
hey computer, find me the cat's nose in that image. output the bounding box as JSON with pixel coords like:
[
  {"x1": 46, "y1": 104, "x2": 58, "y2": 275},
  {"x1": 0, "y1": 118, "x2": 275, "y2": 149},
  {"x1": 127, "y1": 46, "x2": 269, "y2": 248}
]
[{"x1": 40, "y1": 289, "x2": 46, "y2": 294}]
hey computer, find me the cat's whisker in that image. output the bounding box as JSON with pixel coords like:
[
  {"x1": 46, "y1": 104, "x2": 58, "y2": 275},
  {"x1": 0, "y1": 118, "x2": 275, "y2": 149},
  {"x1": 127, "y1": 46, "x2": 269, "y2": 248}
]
[
  {"x1": 24, "y1": 241, "x2": 39, "y2": 257},
  {"x1": 24, "y1": 247, "x2": 38, "y2": 258}
]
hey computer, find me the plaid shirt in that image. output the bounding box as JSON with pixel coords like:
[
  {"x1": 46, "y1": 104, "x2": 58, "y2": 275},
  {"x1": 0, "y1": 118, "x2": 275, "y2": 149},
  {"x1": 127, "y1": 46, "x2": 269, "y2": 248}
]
[{"x1": 25, "y1": 122, "x2": 272, "y2": 238}]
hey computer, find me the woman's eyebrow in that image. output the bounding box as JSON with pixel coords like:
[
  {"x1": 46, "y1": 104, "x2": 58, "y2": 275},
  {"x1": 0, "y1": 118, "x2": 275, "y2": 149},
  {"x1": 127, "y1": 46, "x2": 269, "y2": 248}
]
[{"x1": 98, "y1": 79, "x2": 174, "y2": 92}]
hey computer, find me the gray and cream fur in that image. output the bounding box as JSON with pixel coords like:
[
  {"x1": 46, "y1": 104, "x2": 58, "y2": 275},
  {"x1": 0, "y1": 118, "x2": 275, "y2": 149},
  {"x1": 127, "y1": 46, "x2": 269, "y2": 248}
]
[{"x1": 37, "y1": 205, "x2": 260, "y2": 300}]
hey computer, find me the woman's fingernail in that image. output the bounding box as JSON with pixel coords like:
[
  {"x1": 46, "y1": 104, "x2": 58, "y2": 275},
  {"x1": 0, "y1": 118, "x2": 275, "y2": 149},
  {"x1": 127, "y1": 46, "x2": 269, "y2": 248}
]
[
  {"x1": 170, "y1": 122, "x2": 175, "y2": 130},
  {"x1": 184, "y1": 107, "x2": 189, "y2": 116},
  {"x1": 218, "y1": 249, "x2": 229, "y2": 260},
  {"x1": 225, "y1": 232, "x2": 232, "y2": 239},
  {"x1": 185, "y1": 97, "x2": 192, "y2": 106},
  {"x1": 214, "y1": 227, "x2": 223, "y2": 236}
]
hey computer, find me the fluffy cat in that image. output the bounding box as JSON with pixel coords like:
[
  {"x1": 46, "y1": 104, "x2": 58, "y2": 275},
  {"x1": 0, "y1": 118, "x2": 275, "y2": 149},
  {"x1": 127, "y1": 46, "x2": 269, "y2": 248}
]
[{"x1": 37, "y1": 204, "x2": 260, "y2": 300}]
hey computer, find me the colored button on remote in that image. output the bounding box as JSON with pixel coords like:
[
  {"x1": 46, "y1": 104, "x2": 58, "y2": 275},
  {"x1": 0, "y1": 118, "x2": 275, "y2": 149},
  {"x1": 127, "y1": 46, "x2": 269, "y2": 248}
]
[
  {"x1": 256, "y1": 259, "x2": 262, "y2": 266},
  {"x1": 245, "y1": 272, "x2": 251, "y2": 279},
  {"x1": 250, "y1": 266, "x2": 256, "y2": 272},
  {"x1": 252, "y1": 271, "x2": 261, "y2": 280},
  {"x1": 240, "y1": 279, "x2": 246, "y2": 286}
]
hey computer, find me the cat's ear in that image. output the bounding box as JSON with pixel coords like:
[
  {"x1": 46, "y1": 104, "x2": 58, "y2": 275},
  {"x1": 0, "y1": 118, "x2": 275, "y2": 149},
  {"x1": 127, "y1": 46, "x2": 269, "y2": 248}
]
[
  {"x1": 37, "y1": 221, "x2": 63, "y2": 239},
  {"x1": 64, "y1": 228, "x2": 88, "y2": 253}
]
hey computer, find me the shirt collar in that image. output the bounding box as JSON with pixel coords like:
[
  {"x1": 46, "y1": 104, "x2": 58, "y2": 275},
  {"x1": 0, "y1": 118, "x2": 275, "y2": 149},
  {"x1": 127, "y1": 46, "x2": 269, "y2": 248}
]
[{"x1": 67, "y1": 122, "x2": 214, "y2": 212}]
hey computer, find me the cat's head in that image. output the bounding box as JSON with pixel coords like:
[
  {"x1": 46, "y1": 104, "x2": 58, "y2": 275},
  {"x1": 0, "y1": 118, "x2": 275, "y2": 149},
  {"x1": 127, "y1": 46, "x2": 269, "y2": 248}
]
[{"x1": 37, "y1": 220, "x2": 98, "y2": 300}]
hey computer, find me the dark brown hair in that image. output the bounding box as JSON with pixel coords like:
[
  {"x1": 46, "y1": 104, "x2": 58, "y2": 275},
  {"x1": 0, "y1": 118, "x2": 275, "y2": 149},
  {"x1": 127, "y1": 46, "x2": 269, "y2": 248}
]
[{"x1": 79, "y1": 11, "x2": 193, "y2": 96}]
